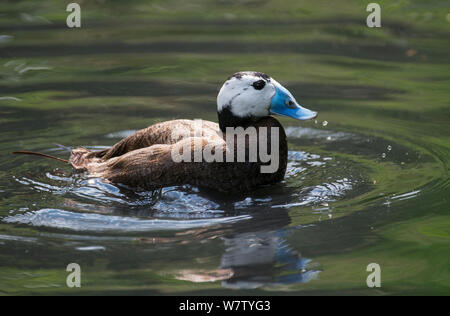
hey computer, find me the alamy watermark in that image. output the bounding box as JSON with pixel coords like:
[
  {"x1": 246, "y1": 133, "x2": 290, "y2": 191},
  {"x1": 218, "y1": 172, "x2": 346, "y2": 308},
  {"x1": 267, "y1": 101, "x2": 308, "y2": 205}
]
[
  {"x1": 366, "y1": 263, "x2": 381, "y2": 288},
  {"x1": 64, "y1": 4, "x2": 380, "y2": 29},
  {"x1": 66, "y1": 3, "x2": 81, "y2": 28},
  {"x1": 66, "y1": 263, "x2": 81, "y2": 288},
  {"x1": 170, "y1": 119, "x2": 280, "y2": 174},
  {"x1": 366, "y1": 3, "x2": 381, "y2": 27}
]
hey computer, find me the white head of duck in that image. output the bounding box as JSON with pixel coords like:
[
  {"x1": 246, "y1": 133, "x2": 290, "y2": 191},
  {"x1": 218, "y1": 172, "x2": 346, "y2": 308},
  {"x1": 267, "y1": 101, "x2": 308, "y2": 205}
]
[{"x1": 217, "y1": 71, "x2": 317, "y2": 132}]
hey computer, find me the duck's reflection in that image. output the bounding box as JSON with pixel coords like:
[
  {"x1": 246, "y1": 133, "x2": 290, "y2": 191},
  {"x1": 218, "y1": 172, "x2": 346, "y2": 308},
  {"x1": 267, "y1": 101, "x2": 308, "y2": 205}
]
[
  {"x1": 61, "y1": 185, "x2": 321, "y2": 290},
  {"x1": 169, "y1": 208, "x2": 321, "y2": 289},
  {"x1": 218, "y1": 229, "x2": 320, "y2": 289}
]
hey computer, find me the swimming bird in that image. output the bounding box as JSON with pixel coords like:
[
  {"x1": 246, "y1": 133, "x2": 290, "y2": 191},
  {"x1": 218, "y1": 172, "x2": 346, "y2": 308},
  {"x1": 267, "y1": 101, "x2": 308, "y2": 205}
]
[{"x1": 13, "y1": 72, "x2": 317, "y2": 193}]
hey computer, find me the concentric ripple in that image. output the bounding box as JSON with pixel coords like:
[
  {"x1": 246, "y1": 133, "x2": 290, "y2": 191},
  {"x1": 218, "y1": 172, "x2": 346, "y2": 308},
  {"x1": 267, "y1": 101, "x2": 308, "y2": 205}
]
[{"x1": 4, "y1": 126, "x2": 370, "y2": 234}]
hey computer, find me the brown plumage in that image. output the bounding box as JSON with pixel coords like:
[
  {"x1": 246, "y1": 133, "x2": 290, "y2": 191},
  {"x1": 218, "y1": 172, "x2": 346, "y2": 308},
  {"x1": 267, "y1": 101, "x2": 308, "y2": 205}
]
[{"x1": 68, "y1": 117, "x2": 287, "y2": 193}]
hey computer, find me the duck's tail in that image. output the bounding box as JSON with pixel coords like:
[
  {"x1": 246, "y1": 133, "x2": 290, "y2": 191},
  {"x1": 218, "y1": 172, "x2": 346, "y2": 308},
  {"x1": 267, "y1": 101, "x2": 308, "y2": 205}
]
[{"x1": 11, "y1": 150, "x2": 69, "y2": 164}]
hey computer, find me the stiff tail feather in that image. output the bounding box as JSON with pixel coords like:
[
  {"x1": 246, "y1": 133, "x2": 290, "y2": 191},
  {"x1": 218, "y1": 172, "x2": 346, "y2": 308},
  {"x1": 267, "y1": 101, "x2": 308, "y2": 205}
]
[{"x1": 11, "y1": 150, "x2": 69, "y2": 164}]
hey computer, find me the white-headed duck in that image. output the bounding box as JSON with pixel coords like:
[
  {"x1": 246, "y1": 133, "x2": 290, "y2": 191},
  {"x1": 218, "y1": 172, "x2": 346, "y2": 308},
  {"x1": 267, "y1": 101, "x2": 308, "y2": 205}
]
[{"x1": 13, "y1": 72, "x2": 317, "y2": 193}]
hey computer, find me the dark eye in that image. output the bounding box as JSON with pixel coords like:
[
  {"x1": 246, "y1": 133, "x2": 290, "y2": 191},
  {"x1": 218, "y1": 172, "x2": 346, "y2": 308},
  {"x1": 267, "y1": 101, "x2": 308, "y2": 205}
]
[{"x1": 252, "y1": 80, "x2": 266, "y2": 90}]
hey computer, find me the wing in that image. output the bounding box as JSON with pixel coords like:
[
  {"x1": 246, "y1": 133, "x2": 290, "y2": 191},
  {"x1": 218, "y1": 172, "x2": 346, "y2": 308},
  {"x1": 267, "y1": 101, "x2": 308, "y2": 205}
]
[
  {"x1": 94, "y1": 119, "x2": 220, "y2": 160},
  {"x1": 87, "y1": 137, "x2": 221, "y2": 190}
]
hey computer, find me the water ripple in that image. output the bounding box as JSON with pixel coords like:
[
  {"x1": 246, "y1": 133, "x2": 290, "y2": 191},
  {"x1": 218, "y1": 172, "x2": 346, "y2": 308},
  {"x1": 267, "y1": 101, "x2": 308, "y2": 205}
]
[
  {"x1": 3, "y1": 209, "x2": 251, "y2": 233},
  {"x1": 285, "y1": 126, "x2": 356, "y2": 141}
]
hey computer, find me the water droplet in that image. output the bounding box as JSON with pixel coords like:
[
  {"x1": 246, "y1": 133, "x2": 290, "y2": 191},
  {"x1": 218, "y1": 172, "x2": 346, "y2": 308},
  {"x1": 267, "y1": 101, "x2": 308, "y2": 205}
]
[
  {"x1": 387, "y1": 145, "x2": 392, "y2": 151},
  {"x1": 322, "y1": 121, "x2": 328, "y2": 127},
  {"x1": 326, "y1": 136, "x2": 332, "y2": 141},
  {"x1": 381, "y1": 153, "x2": 386, "y2": 158}
]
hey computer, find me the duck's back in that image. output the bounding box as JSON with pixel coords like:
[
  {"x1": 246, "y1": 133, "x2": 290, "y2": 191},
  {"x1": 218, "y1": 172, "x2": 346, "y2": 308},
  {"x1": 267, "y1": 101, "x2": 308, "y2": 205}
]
[{"x1": 69, "y1": 119, "x2": 220, "y2": 169}]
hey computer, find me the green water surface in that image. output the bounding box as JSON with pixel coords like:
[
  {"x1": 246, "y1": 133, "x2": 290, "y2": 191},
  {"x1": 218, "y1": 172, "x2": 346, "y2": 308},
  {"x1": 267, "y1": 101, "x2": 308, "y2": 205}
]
[{"x1": 0, "y1": 0, "x2": 449, "y2": 295}]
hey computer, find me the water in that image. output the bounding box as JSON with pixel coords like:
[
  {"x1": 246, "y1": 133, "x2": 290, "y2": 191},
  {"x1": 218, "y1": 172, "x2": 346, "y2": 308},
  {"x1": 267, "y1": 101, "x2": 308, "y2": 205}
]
[{"x1": 0, "y1": 0, "x2": 449, "y2": 295}]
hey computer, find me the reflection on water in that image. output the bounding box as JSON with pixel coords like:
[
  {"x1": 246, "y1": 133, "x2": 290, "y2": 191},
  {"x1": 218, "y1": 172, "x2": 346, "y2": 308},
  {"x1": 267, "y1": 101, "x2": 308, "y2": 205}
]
[
  {"x1": 219, "y1": 229, "x2": 320, "y2": 289},
  {"x1": 175, "y1": 229, "x2": 321, "y2": 289}
]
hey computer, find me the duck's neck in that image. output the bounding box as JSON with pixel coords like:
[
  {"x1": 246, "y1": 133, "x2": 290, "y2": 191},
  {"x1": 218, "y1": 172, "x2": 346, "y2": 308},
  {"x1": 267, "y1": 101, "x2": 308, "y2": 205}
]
[
  {"x1": 217, "y1": 115, "x2": 288, "y2": 182},
  {"x1": 218, "y1": 107, "x2": 258, "y2": 132}
]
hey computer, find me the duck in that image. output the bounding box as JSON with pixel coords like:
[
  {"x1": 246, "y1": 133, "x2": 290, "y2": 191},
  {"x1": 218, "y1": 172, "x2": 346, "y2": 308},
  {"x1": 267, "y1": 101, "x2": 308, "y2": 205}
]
[{"x1": 13, "y1": 71, "x2": 317, "y2": 193}]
